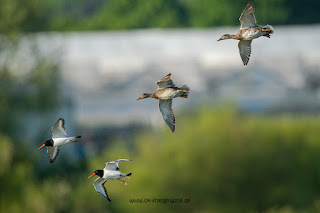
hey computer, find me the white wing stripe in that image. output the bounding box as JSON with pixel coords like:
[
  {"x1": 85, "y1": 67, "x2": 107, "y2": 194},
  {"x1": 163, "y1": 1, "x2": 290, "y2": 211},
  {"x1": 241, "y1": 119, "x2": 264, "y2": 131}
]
[
  {"x1": 51, "y1": 118, "x2": 68, "y2": 138},
  {"x1": 47, "y1": 146, "x2": 60, "y2": 163},
  {"x1": 93, "y1": 178, "x2": 111, "y2": 202},
  {"x1": 105, "y1": 159, "x2": 132, "y2": 170}
]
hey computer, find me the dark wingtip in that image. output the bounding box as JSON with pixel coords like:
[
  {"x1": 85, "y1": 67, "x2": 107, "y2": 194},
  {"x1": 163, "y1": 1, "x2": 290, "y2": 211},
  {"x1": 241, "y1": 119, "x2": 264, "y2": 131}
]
[
  {"x1": 127, "y1": 173, "x2": 132, "y2": 176},
  {"x1": 76, "y1": 136, "x2": 81, "y2": 138},
  {"x1": 107, "y1": 198, "x2": 111, "y2": 202}
]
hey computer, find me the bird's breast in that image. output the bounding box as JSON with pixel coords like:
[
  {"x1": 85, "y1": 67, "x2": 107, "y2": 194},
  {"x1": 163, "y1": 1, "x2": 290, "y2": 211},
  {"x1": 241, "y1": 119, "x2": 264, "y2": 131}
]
[
  {"x1": 241, "y1": 28, "x2": 261, "y2": 40},
  {"x1": 104, "y1": 170, "x2": 121, "y2": 179},
  {"x1": 53, "y1": 137, "x2": 72, "y2": 146},
  {"x1": 157, "y1": 88, "x2": 179, "y2": 99}
]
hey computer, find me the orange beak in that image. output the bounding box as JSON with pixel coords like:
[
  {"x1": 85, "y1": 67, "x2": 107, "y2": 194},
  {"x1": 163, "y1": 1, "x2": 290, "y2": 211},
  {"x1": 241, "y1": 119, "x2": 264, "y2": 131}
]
[
  {"x1": 88, "y1": 173, "x2": 96, "y2": 179},
  {"x1": 37, "y1": 144, "x2": 45, "y2": 150},
  {"x1": 137, "y1": 97, "x2": 142, "y2": 101}
]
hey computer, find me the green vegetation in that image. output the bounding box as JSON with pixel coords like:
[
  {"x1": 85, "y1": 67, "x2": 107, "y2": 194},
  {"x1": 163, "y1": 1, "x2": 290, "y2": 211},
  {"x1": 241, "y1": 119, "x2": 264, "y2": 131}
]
[
  {"x1": 48, "y1": 0, "x2": 320, "y2": 31},
  {"x1": 2, "y1": 0, "x2": 320, "y2": 32},
  {"x1": 0, "y1": 2, "x2": 62, "y2": 212},
  {"x1": 3, "y1": 108, "x2": 320, "y2": 212}
]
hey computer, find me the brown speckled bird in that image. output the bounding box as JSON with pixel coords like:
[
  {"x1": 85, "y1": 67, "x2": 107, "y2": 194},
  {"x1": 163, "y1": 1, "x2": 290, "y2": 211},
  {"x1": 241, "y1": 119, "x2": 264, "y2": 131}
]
[
  {"x1": 137, "y1": 73, "x2": 190, "y2": 132},
  {"x1": 218, "y1": 2, "x2": 274, "y2": 65}
]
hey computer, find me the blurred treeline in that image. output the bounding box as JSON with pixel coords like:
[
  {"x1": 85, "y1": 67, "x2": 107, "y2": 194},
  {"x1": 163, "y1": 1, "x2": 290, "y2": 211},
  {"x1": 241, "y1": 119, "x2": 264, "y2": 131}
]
[
  {"x1": 3, "y1": 108, "x2": 320, "y2": 212},
  {"x1": 1, "y1": 0, "x2": 319, "y2": 32},
  {"x1": 0, "y1": 1, "x2": 61, "y2": 211}
]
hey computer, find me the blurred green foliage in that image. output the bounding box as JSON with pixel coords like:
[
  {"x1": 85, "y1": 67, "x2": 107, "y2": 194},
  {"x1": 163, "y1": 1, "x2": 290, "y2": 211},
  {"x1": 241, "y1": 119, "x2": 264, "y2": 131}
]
[
  {"x1": 0, "y1": 1, "x2": 61, "y2": 211},
  {"x1": 185, "y1": 0, "x2": 289, "y2": 27},
  {"x1": 49, "y1": 0, "x2": 319, "y2": 30},
  {"x1": 78, "y1": 0, "x2": 188, "y2": 30},
  {"x1": 0, "y1": 0, "x2": 61, "y2": 137},
  {"x1": 1, "y1": 0, "x2": 320, "y2": 32},
  {"x1": 3, "y1": 108, "x2": 320, "y2": 212},
  {"x1": 50, "y1": 0, "x2": 320, "y2": 30},
  {"x1": 0, "y1": 0, "x2": 49, "y2": 33}
]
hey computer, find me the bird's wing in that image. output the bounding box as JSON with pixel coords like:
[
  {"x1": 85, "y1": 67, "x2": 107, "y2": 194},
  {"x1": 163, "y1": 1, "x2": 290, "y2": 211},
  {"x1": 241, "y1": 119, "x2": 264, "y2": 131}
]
[
  {"x1": 93, "y1": 177, "x2": 111, "y2": 202},
  {"x1": 159, "y1": 99, "x2": 175, "y2": 132},
  {"x1": 238, "y1": 40, "x2": 252, "y2": 66},
  {"x1": 239, "y1": 2, "x2": 257, "y2": 29},
  {"x1": 156, "y1": 73, "x2": 176, "y2": 89},
  {"x1": 51, "y1": 118, "x2": 67, "y2": 138},
  {"x1": 105, "y1": 159, "x2": 132, "y2": 170},
  {"x1": 47, "y1": 146, "x2": 60, "y2": 163}
]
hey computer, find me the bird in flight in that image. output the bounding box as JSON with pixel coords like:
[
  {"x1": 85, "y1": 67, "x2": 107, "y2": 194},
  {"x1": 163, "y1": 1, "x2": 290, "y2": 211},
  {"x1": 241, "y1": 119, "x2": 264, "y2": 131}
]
[
  {"x1": 137, "y1": 73, "x2": 190, "y2": 132},
  {"x1": 218, "y1": 2, "x2": 274, "y2": 65},
  {"x1": 88, "y1": 159, "x2": 132, "y2": 202},
  {"x1": 37, "y1": 118, "x2": 81, "y2": 163}
]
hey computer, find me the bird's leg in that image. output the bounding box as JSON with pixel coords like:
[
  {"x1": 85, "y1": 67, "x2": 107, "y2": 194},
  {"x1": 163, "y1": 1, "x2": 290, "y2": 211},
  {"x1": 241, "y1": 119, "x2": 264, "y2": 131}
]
[
  {"x1": 119, "y1": 180, "x2": 127, "y2": 185},
  {"x1": 124, "y1": 176, "x2": 131, "y2": 181}
]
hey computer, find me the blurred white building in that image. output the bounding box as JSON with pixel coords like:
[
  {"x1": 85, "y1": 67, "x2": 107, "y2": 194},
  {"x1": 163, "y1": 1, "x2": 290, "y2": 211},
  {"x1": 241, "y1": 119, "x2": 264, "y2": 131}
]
[{"x1": 36, "y1": 25, "x2": 320, "y2": 127}]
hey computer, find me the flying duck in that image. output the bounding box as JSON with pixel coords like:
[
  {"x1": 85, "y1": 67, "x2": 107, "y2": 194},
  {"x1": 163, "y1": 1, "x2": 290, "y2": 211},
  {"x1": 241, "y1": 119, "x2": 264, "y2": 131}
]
[
  {"x1": 218, "y1": 2, "x2": 274, "y2": 65},
  {"x1": 137, "y1": 73, "x2": 190, "y2": 132}
]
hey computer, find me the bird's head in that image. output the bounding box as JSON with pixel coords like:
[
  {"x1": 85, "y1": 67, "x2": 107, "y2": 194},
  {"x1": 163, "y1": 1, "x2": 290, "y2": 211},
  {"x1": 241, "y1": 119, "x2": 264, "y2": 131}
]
[
  {"x1": 137, "y1": 93, "x2": 152, "y2": 100},
  {"x1": 88, "y1": 170, "x2": 103, "y2": 178},
  {"x1": 218, "y1": 34, "x2": 231, "y2": 41},
  {"x1": 37, "y1": 139, "x2": 53, "y2": 150}
]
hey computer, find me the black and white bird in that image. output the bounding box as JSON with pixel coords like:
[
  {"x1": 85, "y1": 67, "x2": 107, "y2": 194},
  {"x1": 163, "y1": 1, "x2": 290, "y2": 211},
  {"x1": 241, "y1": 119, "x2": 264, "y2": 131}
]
[
  {"x1": 37, "y1": 118, "x2": 81, "y2": 163},
  {"x1": 88, "y1": 159, "x2": 132, "y2": 202}
]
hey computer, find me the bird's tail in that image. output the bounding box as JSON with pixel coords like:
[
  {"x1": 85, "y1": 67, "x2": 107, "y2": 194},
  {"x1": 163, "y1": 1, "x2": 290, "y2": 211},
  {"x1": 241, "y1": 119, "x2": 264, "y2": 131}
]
[
  {"x1": 262, "y1": 24, "x2": 274, "y2": 34},
  {"x1": 71, "y1": 136, "x2": 81, "y2": 142},
  {"x1": 179, "y1": 85, "x2": 190, "y2": 98},
  {"x1": 180, "y1": 85, "x2": 190, "y2": 91}
]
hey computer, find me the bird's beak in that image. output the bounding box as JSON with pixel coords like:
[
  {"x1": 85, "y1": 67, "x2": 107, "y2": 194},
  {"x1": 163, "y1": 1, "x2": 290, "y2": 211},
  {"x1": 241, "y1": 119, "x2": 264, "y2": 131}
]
[
  {"x1": 137, "y1": 97, "x2": 142, "y2": 101},
  {"x1": 88, "y1": 173, "x2": 96, "y2": 179},
  {"x1": 37, "y1": 144, "x2": 45, "y2": 150}
]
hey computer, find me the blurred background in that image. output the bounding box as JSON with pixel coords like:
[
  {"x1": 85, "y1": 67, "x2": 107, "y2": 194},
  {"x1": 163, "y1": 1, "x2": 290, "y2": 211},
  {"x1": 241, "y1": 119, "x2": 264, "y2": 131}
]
[{"x1": 1, "y1": 0, "x2": 320, "y2": 212}]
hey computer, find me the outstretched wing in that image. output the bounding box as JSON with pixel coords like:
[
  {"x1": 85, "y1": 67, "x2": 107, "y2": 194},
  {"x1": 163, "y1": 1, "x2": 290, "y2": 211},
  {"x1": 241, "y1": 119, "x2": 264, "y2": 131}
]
[
  {"x1": 238, "y1": 40, "x2": 252, "y2": 66},
  {"x1": 51, "y1": 118, "x2": 67, "y2": 138},
  {"x1": 47, "y1": 146, "x2": 60, "y2": 163},
  {"x1": 239, "y1": 2, "x2": 257, "y2": 29},
  {"x1": 105, "y1": 159, "x2": 132, "y2": 171},
  {"x1": 156, "y1": 73, "x2": 175, "y2": 89},
  {"x1": 93, "y1": 177, "x2": 111, "y2": 202},
  {"x1": 159, "y1": 99, "x2": 175, "y2": 132}
]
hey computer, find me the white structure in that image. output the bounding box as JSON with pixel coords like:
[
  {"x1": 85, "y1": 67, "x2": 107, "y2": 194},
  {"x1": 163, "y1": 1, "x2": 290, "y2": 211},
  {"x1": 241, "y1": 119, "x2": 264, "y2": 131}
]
[{"x1": 34, "y1": 25, "x2": 320, "y2": 127}]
